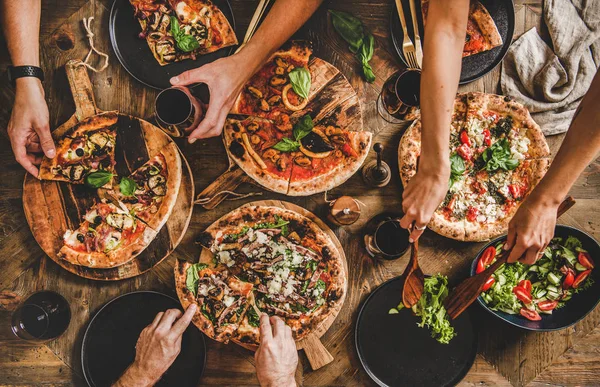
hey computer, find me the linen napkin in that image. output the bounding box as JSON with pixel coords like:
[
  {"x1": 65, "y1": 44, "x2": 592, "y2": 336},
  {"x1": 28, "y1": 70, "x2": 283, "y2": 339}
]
[{"x1": 501, "y1": 0, "x2": 600, "y2": 135}]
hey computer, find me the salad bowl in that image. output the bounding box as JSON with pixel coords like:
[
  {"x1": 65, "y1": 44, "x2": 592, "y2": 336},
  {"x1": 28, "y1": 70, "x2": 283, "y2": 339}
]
[{"x1": 470, "y1": 225, "x2": 600, "y2": 331}]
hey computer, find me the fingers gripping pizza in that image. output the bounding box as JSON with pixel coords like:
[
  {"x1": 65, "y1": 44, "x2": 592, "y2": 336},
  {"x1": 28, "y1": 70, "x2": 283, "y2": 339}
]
[
  {"x1": 129, "y1": 0, "x2": 238, "y2": 65},
  {"x1": 175, "y1": 206, "x2": 346, "y2": 348},
  {"x1": 399, "y1": 92, "x2": 550, "y2": 241}
]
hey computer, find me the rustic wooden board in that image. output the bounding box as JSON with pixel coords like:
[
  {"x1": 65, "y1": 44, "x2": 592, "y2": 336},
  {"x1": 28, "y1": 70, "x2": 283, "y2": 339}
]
[
  {"x1": 196, "y1": 57, "x2": 365, "y2": 208},
  {"x1": 195, "y1": 200, "x2": 348, "y2": 369},
  {"x1": 22, "y1": 61, "x2": 194, "y2": 280}
]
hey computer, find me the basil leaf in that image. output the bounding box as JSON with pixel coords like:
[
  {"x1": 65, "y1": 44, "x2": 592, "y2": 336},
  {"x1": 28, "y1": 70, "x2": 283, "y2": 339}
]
[
  {"x1": 481, "y1": 139, "x2": 520, "y2": 172},
  {"x1": 273, "y1": 138, "x2": 300, "y2": 152},
  {"x1": 359, "y1": 33, "x2": 374, "y2": 62},
  {"x1": 292, "y1": 114, "x2": 314, "y2": 141},
  {"x1": 170, "y1": 16, "x2": 200, "y2": 53},
  {"x1": 288, "y1": 67, "x2": 311, "y2": 100},
  {"x1": 85, "y1": 171, "x2": 114, "y2": 188},
  {"x1": 119, "y1": 177, "x2": 137, "y2": 197},
  {"x1": 329, "y1": 10, "x2": 365, "y2": 53},
  {"x1": 247, "y1": 307, "x2": 260, "y2": 327},
  {"x1": 185, "y1": 263, "x2": 208, "y2": 296}
]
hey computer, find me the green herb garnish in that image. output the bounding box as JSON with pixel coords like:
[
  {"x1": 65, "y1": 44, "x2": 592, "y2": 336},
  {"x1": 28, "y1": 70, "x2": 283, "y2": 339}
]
[
  {"x1": 329, "y1": 10, "x2": 376, "y2": 83},
  {"x1": 288, "y1": 67, "x2": 311, "y2": 100},
  {"x1": 85, "y1": 171, "x2": 114, "y2": 188},
  {"x1": 449, "y1": 153, "x2": 466, "y2": 188},
  {"x1": 411, "y1": 274, "x2": 456, "y2": 344},
  {"x1": 119, "y1": 177, "x2": 137, "y2": 197},
  {"x1": 247, "y1": 307, "x2": 260, "y2": 327},
  {"x1": 170, "y1": 17, "x2": 200, "y2": 53},
  {"x1": 185, "y1": 263, "x2": 208, "y2": 296},
  {"x1": 481, "y1": 138, "x2": 519, "y2": 172},
  {"x1": 273, "y1": 114, "x2": 314, "y2": 152}
]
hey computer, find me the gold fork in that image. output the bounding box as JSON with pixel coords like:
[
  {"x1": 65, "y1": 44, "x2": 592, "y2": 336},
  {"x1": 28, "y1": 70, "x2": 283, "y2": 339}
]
[{"x1": 395, "y1": 0, "x2": 419, "y2": 69}]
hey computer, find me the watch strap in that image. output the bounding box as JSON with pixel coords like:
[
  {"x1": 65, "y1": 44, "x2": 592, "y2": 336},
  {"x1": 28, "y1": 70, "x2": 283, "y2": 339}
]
[{"x1": 8, "y1": 65, "x2": 45, "y2": 85}]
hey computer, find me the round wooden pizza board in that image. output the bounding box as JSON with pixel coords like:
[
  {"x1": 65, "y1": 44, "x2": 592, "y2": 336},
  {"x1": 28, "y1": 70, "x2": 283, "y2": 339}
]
[
  {"x1": 196, "y1": 200, "x2": 348, "y2": 370},
  {"x1": 196, "y1": 56, "x2": 365, "y2": 209},
  {"x1": 22, "y1": 60, "x2": 194, "y2": 281}
]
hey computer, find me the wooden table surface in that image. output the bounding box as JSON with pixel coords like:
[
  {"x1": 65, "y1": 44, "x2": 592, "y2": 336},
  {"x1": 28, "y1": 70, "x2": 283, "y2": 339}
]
[{"x1": 1, "y1": 1, "x2": 599, "y2": 386}]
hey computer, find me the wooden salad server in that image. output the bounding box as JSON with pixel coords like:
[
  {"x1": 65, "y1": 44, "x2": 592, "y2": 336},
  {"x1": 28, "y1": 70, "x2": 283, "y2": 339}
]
[
  {"x1": 401, "y1": 238, "x2": 424, "y2": 308},
  {"x1": 444, "y1": 196, "x2": 576, "y2": 320}
]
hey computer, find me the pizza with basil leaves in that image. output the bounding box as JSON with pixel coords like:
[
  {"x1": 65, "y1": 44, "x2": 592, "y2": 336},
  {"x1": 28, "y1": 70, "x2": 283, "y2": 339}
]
[
  {"x1": 59, "y1": 143, "x2": 182, "y2": 269},
  {"x1": 399, "y1": 92, "x2": 550, "y2": 241},
  {"x1": 130, "y1": 0, "x2": 237, "y2": 66},
  {"x1": 174, "y1": 205, "x2": 346, "y2": 348}
]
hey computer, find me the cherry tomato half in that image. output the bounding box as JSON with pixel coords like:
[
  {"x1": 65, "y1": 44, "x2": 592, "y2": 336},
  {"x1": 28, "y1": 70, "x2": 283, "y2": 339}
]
[
  {"x1": 538, "y1": 300, "x2": 558, "y2": 311},
  {"x1": 563, "y1": 271, "x2": 575, "y2": 289},
  {"x1": 460, "y1": 130, "x2": 471, "y2": 146},
  {"x1": 518, "y1": 279, "x2": 532, "y2": 293},
  {"x1": 572, "y1": 270, "x2": 592, "y2": 289},
  {"x1": 482, "y1": 276, "x2": 495, "y2": 291},
  {"x1": 520, "y1": 307, "x2": 542, "y2": 321},
  {"x1": 457, "y1": 143, "x2": 473, "y2": 161},
  {"x1": 578, "y1": 252, "x2": 595, "y2": 270},
  {"x1": 482, "y1": 129, "x2": 491, "y2": 146},
  {"x1": 476, "y1": 258, "x2": 486, "y2": 274},
  {"x1": 513, "y1": 286, "x2": 533, "y2": 304},
  {"x1": 466, "y1": 207, "x2": 479, "y2": 222},
  {"x1": 480, "y1": 246, "x2": 497, "y2": 266}
]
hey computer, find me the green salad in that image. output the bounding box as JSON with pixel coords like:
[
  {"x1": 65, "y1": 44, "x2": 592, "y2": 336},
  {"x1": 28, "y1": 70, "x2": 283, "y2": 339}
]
[
  {"x1": 389, "y1": 274, "x2": 456, "y2": 344},
  {"x1": 479, "y1": 236, "x2": 595, "y2": 321}
]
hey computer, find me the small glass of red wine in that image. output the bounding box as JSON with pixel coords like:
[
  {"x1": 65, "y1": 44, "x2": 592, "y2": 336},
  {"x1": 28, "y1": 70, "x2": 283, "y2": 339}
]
[
  {"x1": 154, "y1": 87, "x2": 202, "y2": 138},
  {"x1": 377, "y1": 68, "x2": 421, "y2": 124},
  {"x1": 364, "y1": 219, "x2": 411, "y2": 260},
  {"x1": 11, "y1": 291, "x2": 71, "y2": 343}
]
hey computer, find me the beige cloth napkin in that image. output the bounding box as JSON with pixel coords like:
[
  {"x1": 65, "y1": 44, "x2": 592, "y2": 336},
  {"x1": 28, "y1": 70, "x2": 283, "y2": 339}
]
[{"x1": 501, "y1": 0, "x2": 600, "y2": 136}]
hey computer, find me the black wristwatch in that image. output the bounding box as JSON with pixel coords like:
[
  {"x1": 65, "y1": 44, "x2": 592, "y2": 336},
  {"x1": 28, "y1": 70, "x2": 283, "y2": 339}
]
[{"x1": 7, "y1": 65, "x2": 44, "y2": 86}]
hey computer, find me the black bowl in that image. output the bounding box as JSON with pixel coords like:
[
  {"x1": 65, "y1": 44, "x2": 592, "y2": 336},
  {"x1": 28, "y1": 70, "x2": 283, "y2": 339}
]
[{"x1": 470, "y1": 225, "x2": 600, "y2": 331}]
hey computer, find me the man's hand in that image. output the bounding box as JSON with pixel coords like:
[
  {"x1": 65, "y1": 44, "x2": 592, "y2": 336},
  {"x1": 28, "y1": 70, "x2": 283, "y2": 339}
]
[
  {"x1": 8, "y1": 78, "x2": 54, "y2": 176},
  {"x1": 170, "y1": 53, "x2": 251, "y2": 143},
  {"x1": 399, "y1": 167, "x2": 450, "y2": 242},
  {"x1": 504, "y1": 194, "x2": 559, "y2": 265},
  {"x1": 114, "y1": 304, "x2": 197, "y2": 387},
  {"x1": 255, "y1": 315, "x2": 297, "y2": 387}
]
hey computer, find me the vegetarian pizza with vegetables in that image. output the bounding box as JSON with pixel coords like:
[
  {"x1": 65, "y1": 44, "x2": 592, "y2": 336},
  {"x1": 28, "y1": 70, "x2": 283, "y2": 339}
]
[
  {"x1": 477, "y1": 236, "x2": 595, "y2": 321},
  {"x1": 225, "y1": 41, "x2": 372, "y2": 195},
  {"x1": 129, "y1": 0, "x2": 238, "y2": 66},
  {"x1": 174, "y1": 205, "x2": 346, "y2": 348},
  {"x1": 38, "y1": 119, "x2": 183, "y2": 268},
  {"x1": 399, "y1": 92, "x2": 550, "y2": 241}
]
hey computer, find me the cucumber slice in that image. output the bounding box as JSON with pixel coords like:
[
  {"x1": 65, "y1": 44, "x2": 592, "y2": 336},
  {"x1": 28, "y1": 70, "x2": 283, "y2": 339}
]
[
  {"x1": 529, "y1": 265, "x2": 539, "y2": 272},
  {"x1": 546, "y1": 285, "x2": 559, "y2": 293},
  {"x1": 497, "y1": 274, "x2": 507, "y2": 286},
  {"x1": 535, "y1": 289, "x2": 547, "y2": 298},
  {"x1": 547, "y1": 272, "x2": 561, "y2": 286},
  {"x1": 388, "y1": 308, "x2": 399, "y2": 314},
  {"x1": 547, "y1": 291, "x2": 560, "y2": 300},
  {"x1": 575, "y1": 263, "x2": 588, "y2": 272}
]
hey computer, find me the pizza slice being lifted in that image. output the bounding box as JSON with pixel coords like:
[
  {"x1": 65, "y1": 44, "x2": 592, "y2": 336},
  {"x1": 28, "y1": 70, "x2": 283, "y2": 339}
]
[
  {"x1": 39, "y1": 112, "x2": 118, "y2": 184},
  {"x1": 130, "y1": 0, "x2": 238, "y2": 66},
  {"x1": 421, "y1": 0, "x2": 503, "y2": 57}
]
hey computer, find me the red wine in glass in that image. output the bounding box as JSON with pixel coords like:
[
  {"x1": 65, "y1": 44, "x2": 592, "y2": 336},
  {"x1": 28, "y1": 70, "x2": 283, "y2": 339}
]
[
  {"x1": 377, "y1": 69, "x2": 421, "y2": 123},
  {"x1": 11, "y1": 291, "x2": 71, "y2": 342},
  {"x1": 154, "y1": 87, "x2": 196, "y2": 137},
  {"x1": 365, "y1": 218, "x2": 411, "y2": 260}
]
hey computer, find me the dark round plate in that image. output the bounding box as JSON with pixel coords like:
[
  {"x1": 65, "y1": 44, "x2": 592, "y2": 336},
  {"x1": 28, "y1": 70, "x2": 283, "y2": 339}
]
[
  {"x1": 471, "y1": 225, "x2": 600, "y2": 331},
  {"x1": 355, "y1": 276, "x2": 478, "y2": 387},
  {"x1": 109, "y1": 0, "x2": 237, "y2": 89},
  {"x1": 390, "y1": 0, "x2": 515, "y2": 84},
  {"x1": 82, "y1": 291, "x2": 206, "y2": 387}
]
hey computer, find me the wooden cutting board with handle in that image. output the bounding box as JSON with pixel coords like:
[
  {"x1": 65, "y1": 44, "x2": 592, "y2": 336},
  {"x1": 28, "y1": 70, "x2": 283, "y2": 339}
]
[
  {"x1": 196, "y1": 200, "x2": 347, "y2": 370},
  {"x1": 22, "y1": 60, "x2": 194, "y2": 281}
]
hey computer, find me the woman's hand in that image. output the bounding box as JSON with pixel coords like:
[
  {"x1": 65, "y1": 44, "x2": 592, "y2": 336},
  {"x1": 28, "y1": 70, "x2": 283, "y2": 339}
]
[
  {"x1": 114, "y1": 304, "x2": 197, "y2": 387},
  {"x1": 504, "y1": 194, "x2": 560, "y2": 264},
  {"x1": 170, "y1": 52, "x2": 255, "y2": 143},
  {"x1": 255, "y1": 315, "x2": 297, "y2": 387},
  {"x1": 7, "y1": 78, "x2": 54, "y2": 176},
  {"x1": 399, "y1": 166, "x2": 450, "y2": 242}
]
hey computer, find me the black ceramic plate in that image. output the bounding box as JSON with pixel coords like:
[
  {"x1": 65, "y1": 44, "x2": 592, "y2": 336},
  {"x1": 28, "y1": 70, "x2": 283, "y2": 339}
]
[
  {"x1": 109, "y1": 0, "x2": 236, "y2": 89},
  {"x1": 471, "y1": 225, "x2": 600, "y2": 331},
  {"x1": 355, "y1": 276, "x2": 478, "y2": 387},
  {"x1": 390, "y1": 0, "x2": 515, "y2": 84},
  {"x1": 82, "y1": 291, "x2": 206, "y2": 387}
]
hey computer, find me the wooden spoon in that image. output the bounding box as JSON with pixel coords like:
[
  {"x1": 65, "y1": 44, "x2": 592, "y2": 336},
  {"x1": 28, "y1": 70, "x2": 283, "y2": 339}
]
[
  {"x1": 402, "y1": 238, "x2": 425, "y2": 308},
  {"x1": 444, "y1": 196, "x2": 576, "y2": 320}
]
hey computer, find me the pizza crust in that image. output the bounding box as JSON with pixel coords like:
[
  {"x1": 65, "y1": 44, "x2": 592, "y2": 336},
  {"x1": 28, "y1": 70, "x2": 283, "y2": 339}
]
[{"x1": 470, "y1": 1, "x2": 503, "y2": 48}]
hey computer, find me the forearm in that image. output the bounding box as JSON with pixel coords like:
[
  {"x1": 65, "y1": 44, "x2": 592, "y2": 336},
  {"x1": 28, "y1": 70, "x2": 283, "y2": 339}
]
[
  {"x1": 237, "y1": 0, "x2": 323, "y2": 76},
  {"x1": 528, "y1": 72, "x2": 600, "y2": 205},
  {"x1": 419, "y1": 0, "x2": 468, "y2": 172},
  {"x1": 1, "y1": 0, "x2": 41, "y2": 66},
  {"x1": 113, "y1": 363, "x2": 155, "y2": 387}
]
